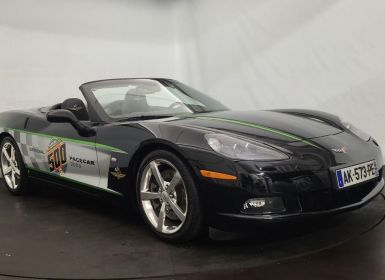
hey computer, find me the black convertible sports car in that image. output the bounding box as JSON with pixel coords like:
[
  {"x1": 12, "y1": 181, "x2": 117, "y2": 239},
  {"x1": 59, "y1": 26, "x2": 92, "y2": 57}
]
[{"x1": 0, "y1": 78, "x2": 383, "y2": 242}]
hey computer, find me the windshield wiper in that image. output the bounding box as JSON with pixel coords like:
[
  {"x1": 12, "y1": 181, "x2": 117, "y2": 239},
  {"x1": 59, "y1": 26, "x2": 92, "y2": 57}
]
[{"x1": 118, "y1": 115, "x2": 175, "y2": 122}]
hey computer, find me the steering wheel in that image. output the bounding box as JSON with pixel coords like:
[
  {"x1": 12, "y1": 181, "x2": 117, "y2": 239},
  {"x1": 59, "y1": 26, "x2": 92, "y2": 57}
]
[{"x1": 168, "y1": 102, "x2": 184, "y2": 110}]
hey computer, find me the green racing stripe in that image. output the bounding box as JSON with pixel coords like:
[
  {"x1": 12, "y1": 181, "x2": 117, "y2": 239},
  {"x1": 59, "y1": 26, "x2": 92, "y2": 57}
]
[
  {"x1": 193, "y1": 116, "x2": 321, "y2": 149},
  {"x1": 6, "y1": 128, "x2": 127, "y2": 154}
]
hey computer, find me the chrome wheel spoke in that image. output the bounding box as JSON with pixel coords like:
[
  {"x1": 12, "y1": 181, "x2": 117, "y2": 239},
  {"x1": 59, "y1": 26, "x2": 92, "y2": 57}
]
[
  {"x1": 157, "y1": 202, "x2": 166, "y2": 232},
  {"x1": 167, "y1": 172, "x2": 181, "y2": 194},
  {"x1": 166, "y1": 197, "x2": 186, "y2": 222},
  {"x1": 2, "y1": 147, "x2": 11, "y2": 162},
  {"x1": 141, "y1": 191, "x2": 161, "y2": 201},
  {"x1": 150, "y1": 162, "x2": 165, "y2": 189},
  {"x1": 13, "y1": 166, "x2": 20, "y2": 176},
  {"x1": 11, "y1": 146, "x2": 15, "y2": 162},
  {"x1": 11, "y1": 170, "x2": 16, "y2": 189},
  {"x1": 2, "y1": 165, "x2": 12, "y2": 175}
]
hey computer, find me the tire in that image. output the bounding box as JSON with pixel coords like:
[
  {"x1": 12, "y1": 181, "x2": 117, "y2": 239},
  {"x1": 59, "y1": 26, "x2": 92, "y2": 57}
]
[
  {"x1": 0, "y1": 136, "x2": 29, "y2": 195},
  {"x1": 136, "y1": 150, "x2": 204, "y2": 243}
]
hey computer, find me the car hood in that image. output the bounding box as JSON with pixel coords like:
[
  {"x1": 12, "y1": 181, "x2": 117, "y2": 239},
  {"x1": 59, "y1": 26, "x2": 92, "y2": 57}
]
[{"x1": 169, "y1": 110, "x2": 343, "y2": 144}]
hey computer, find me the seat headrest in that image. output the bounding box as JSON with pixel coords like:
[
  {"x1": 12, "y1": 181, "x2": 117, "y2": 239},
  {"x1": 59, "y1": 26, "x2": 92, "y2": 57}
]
[
  {"x1": 124, "y1": 91, "x2": 149, "y2": 115},
  {"x1": 61, "y1": 98, "x2": 89, "y2": 121}
]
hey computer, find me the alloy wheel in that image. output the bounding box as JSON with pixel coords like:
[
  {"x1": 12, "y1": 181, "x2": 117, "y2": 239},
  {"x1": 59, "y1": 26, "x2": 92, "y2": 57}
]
[
  {"x1": 140, "y1": 159, "x2": 188, "y2": 234},
  {"x1": 1, "y1": 142, "x2": 21, "y2": 190}
]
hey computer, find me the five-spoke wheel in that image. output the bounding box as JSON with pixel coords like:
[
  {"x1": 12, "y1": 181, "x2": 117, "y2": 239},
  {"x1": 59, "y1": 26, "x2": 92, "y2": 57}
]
[
  {"x1": 140, "y1": 159, "x2": 187, "y2": 234},
  {"x1": 1, "y1": 141, "x2": 21, "y2": 189},
  {"x1": 137, "y1": 150, "x2": 203, "y2": 242},
  {"x1": 0, "y1": 137, "x2": 28, "y2": 194}
]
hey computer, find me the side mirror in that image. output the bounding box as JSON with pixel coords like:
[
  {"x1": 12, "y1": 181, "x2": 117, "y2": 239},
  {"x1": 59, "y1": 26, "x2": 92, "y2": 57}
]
[{"x1": 47, "y1": 110, "x2": 96, "y2": 137}]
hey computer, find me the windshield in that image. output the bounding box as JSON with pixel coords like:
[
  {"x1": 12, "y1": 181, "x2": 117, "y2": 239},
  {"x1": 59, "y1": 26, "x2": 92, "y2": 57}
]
[{"x1": 90, "y1": 79, "x2": 228, "y2": 120}]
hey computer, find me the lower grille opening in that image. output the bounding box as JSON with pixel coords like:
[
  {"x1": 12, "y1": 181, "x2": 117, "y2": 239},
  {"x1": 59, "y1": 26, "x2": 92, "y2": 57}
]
[{"x1": 298, "y1": 180, "x2": 379, "y2": 212}]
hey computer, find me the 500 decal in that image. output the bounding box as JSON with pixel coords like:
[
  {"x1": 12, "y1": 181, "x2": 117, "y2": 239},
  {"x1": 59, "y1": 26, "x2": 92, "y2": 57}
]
[{"x1": 47, "y1": 139, "x2": 67, "y2": 176}]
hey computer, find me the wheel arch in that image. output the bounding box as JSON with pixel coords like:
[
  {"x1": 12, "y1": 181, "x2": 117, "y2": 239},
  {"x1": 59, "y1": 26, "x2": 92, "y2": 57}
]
[
  {"x1": 0, "y1": 132, "x2": 27, "y2": 165},
  {"x1": 126, "y1": 139, "x2": 197, "y2": 195},
  {"x1": 0, "y1": 132, "x2": 16, "y2": 145}
]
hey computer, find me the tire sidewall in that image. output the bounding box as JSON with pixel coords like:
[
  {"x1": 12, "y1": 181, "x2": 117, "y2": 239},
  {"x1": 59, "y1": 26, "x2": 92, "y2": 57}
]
[{"x1": 136, "y1": 150, "x2": 203, "y2": 243}]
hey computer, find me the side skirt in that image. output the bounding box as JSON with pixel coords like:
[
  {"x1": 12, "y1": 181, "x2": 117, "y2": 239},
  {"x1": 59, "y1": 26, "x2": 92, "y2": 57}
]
[{"x1": 27, "y1": 168, "x2": 124, "y2": 199}]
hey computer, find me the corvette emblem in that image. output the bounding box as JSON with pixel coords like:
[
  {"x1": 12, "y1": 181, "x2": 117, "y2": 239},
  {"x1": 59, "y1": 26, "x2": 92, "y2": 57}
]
[
  {"x1": 111, "y1": 167, "x2": 126, "y2": 180},
  {"x1": 69, "y1": 104, "x2": 83, "y2": 112},
  {"x1": 332, "y1": 147, "x2": 348, "y2": 154}
]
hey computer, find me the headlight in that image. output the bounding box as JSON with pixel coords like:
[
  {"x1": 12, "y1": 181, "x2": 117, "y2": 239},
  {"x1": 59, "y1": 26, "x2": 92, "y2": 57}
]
[
  {"x1": 205, "y1": 134, "x2": 289, "y2": 161},
  {"x1": 341, "y1": 120, "x2": 371, "y2": 141}
]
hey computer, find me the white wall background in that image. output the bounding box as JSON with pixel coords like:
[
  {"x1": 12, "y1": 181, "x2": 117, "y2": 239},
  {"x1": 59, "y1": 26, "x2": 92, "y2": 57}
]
[{"x1": 1, "y1": 0, "x2": 385, "y2": 146}]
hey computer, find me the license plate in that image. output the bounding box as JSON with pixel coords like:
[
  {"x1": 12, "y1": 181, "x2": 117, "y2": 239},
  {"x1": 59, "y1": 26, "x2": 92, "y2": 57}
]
[{"x1": 336, "y1": 160, "x2": 378, "y2": 189}]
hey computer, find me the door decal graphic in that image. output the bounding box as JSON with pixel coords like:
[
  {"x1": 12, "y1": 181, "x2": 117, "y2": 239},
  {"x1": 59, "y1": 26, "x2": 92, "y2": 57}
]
[{"x1": 47, "y1": 138, "x2": 67, "y2": 176}]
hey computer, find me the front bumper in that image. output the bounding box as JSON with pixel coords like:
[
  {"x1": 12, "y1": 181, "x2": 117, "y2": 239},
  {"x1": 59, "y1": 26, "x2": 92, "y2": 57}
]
[
  {"x1": 217, "y1": 178, "x2": 384, "y2": 224},
  {"x1": 182, "y1": 134, "x2": 384, "y2": 230}
]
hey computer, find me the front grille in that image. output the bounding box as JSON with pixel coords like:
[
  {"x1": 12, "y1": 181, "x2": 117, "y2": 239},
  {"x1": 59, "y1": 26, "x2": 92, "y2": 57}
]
[{"x1": 298, "y1": 180, "x2": 378, "y2": 212}]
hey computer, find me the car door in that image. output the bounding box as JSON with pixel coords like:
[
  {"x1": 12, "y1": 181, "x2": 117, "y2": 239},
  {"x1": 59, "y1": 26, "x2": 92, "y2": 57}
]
[{"x1": 20, "y1": 117, "x2": 101, "y2": 189}]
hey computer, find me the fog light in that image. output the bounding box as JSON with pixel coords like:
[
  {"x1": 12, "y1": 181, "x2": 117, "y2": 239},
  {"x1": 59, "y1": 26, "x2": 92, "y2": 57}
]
[
  {"x1": 247, "y1": 199, "x2": 266, "y2": 208},
  {"x1": 242, "y1": 197, "x2": 285, "y2": 214}
]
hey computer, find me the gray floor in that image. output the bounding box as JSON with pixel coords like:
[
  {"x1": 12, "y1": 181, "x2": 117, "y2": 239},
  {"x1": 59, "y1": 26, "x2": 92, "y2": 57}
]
[{"x1": 0, "y1": 181, "x2": 384, "y2": 279}]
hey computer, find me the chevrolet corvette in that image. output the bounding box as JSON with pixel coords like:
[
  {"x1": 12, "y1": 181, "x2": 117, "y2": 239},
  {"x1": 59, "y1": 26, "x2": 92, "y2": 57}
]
[{"x1": 0, "y1": 78, "x2": 383, "y2": 242}]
